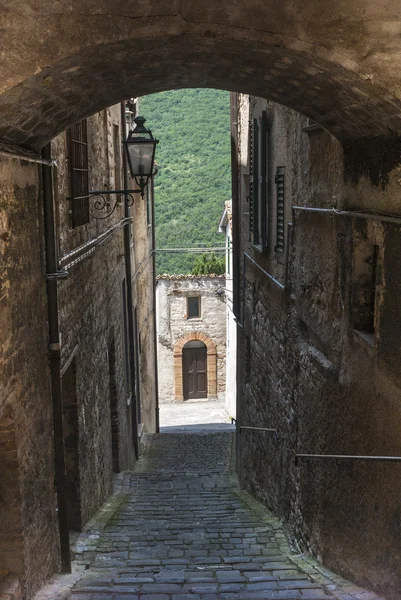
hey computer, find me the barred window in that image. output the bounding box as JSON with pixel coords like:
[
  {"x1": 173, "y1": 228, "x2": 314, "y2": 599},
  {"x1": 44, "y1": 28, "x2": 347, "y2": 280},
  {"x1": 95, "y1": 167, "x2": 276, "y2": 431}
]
[{"x1": 67, "y1": 120, "x2": 89, "y2": 228}]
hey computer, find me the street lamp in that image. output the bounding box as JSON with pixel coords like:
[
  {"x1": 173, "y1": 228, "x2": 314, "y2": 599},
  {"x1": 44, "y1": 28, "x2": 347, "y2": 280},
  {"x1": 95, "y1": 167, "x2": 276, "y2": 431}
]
[
  {"x1": 89, "y1": 114, "x2": 159, "y2": 219},
  {"x1": 124, "y1": 116, "x2": 159, "y2": 198}
]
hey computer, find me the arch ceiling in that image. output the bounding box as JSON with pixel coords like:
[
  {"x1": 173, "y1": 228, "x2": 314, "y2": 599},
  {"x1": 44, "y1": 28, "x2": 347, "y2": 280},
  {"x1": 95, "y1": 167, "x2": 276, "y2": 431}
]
[{"x1": 1, "y1": 0, "x2": 401, "y2": 150}]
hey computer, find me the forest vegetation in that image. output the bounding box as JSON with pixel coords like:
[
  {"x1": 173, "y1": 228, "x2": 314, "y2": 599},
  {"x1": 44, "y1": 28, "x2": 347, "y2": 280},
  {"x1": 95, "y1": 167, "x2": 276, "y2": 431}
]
[{"x1": 140, "y1": 88, "x2": 231, "y2": 274}]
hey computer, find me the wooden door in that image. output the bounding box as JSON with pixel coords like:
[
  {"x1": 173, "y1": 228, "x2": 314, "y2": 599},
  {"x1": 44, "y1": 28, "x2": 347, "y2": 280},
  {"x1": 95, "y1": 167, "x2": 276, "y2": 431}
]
[{"x1": 183, "y1": 346, "x2": 207, "y2": 400}]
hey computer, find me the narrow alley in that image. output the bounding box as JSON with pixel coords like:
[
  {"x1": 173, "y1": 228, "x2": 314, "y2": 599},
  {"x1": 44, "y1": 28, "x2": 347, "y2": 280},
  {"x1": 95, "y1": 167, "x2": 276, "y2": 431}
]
[
  {"x1": 3, "y1": 4, "x2": 401, "y2": 599},
  {"x1": 52, "y1": 422, "x2": 383, "y2": 600}
]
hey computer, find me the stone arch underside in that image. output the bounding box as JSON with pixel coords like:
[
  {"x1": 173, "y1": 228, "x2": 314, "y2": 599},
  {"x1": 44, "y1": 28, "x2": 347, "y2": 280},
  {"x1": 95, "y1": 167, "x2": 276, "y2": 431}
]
[
  {"x1": 2, "y1": 1, "x2": 401, "y2": 150},
  {"x1": 174, "y1": 332, "x2": 217, "y2": 401}
]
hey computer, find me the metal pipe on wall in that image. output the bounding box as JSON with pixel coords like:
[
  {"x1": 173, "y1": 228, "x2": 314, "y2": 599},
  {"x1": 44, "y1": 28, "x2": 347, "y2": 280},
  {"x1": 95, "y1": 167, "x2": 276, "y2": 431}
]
[
  {"x1": 42, "y1": 143, "x2": 71, "y2": 573},
  {"x1": 150, "y1": 174, "x2": 160, "y2": 433},
  {"x1": 121, "y1": 102, "x2": 139, "y2": 460},
  {"x1": 230, "y1": 92, "x2": 241, "y2": 477}
]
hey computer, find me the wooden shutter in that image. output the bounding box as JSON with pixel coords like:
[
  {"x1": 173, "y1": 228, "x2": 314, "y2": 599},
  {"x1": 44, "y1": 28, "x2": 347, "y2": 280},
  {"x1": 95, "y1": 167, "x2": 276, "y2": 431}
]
[
  {"x1": 275, "y1": 167, "x2": 285, "y2": 253},
  {"x1": 261, "y1": 111, "x2": 268, "y2": 250},
  {"x1": 248, "y1": 120, "x2": 254, "y2": 242},
  {"x1": 252, "y1": 118, "x2": 259, "y2": 245}
]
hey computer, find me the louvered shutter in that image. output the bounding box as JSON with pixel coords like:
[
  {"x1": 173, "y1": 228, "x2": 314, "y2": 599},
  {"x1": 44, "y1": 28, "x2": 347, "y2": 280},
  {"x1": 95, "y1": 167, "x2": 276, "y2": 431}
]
[
  {"x1": 275, "y1": 167, "x2": 285, "y2": 253},
  {"x1": 261, "y1": 111, "x2": 268, "y2": 249},
  {"x1": 252, "y1": 118, "x2": 259, "y2": 245},
  {"x1": 248, "y1": 120, "x2": 254, "y2": 241}
]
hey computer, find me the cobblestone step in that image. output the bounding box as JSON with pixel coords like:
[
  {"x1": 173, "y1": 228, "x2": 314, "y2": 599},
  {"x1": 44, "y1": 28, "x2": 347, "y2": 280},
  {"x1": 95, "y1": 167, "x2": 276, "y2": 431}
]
[{"x1": 66, "y1": 431, "x2": 384, "y2": 600}]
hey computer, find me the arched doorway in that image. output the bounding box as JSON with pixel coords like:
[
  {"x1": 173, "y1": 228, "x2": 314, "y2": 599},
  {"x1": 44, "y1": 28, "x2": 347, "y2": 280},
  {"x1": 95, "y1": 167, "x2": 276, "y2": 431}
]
[
  {"x1": 174, "y1": 332, "x2": 217, "y2": 401},
  {"x1": 182, "y1": 340, "x2": 207, "y2": 400}
]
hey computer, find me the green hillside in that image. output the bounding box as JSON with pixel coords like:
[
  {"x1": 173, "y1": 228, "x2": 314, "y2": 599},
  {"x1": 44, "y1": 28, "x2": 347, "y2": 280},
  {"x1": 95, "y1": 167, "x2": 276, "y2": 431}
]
[{"x1": 139, "y1": 89, "x2": 231, "y2": 274}]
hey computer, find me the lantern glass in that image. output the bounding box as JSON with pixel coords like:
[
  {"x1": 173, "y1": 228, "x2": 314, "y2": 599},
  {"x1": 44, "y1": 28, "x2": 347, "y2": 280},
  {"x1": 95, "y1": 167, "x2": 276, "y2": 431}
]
[{"x1": 126, "y1": 140, "x2": 156, "y2": 178}]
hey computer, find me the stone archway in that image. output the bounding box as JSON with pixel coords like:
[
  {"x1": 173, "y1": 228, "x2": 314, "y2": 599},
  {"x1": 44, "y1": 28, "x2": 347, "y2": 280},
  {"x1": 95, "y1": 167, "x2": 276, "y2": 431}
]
[
  {"x1": 173, "y1": 332, "x2": 217, "y2": 401},
  {"x1": 2, "y1": 1, "x2": 401, "y2": 150}
]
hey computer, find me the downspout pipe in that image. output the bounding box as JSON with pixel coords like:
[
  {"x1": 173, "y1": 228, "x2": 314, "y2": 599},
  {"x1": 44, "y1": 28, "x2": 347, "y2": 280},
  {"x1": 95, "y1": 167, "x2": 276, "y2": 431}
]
[
  {"x1": 150, "y1": 174, "x2": 160, "y2": 433},
  {"x1": 230, "y1": 92, "x2": 240, "y2": 320},
  {"x1": 121, "y1": 102, "x2": 139, "y2": 460},
  {"x1": 42, "y1": 143, "x2": 71, "y2": 573}
]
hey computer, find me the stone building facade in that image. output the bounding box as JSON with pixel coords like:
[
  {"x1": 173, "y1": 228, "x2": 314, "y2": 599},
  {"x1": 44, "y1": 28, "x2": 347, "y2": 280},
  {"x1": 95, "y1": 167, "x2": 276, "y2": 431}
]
[
  {"x1": 156, "y1": 275, "x2": 226, "y2": 403},
  {"x1": 233, "y1": 93, "x2": 401, "y2": 600},
  {"x1": 0, "y1": 102, "x2": 157, "y2": 599},
  {"x1": 219, "y1": 201, "x2": 237, "y2": 419}
]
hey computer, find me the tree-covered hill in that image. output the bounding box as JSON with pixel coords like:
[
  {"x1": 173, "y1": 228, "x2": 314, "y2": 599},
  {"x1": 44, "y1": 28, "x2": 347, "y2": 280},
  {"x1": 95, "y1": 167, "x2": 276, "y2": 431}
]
[{"x1": 139, "y1": 89, "x2": 231, "y2": 274}]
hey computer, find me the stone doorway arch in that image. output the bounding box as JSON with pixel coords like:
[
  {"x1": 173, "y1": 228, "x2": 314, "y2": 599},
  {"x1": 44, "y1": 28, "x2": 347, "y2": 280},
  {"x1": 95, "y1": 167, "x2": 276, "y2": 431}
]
[{"x1": 174, "y1": 332, "x2": 217, "y2": 401}]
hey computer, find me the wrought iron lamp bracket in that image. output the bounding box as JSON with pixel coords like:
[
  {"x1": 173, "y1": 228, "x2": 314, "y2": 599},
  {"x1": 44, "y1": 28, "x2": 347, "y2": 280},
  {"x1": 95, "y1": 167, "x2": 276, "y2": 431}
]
[{"x1": 89, "y1": 189, "x2": 137, "y2": 219}]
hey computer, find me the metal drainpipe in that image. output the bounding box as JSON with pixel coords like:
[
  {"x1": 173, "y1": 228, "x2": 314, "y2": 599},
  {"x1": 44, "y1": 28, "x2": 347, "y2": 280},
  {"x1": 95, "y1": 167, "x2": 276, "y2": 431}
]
[
  {"x1": 42, "y1": 143, "x2": 71, "y2": 572},
  {"x1": 150, "y1": 174, "x2": 160, "y2": 433},
  {"x1": 121, "y1": 102, "x2": 139, "y2": 459}
]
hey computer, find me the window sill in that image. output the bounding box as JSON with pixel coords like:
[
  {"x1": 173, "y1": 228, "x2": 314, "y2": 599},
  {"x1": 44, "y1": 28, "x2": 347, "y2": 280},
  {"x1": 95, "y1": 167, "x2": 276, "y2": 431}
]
[
  {"x1": 186, "y1": 317, "x2": 202, "y2": 322},
  {"x1": 301, "y1": 123, "x2": 325, "y2": 134},
  {"x1": 352, "y1": 329, "x2": 376, "y2": 355},
  {"x1": 252, "y1": 244, "x2": 264, "y2": 254}
]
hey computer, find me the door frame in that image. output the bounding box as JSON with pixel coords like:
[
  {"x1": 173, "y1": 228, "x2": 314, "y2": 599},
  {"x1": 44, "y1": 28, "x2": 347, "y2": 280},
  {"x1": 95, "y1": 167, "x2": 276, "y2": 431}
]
[{"x1": 173, "y1": 332, "x2": 218, "y2": 401}]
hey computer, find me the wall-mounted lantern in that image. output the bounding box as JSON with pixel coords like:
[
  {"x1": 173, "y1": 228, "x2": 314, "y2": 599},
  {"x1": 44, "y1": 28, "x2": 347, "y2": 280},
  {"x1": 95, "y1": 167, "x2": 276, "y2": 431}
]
[
  {"x1": 89, "y1": 115, "x2": 159, "y2": 218},
  {"x1": 124, "y1": 116, "x2": 159, "y2": 198}
]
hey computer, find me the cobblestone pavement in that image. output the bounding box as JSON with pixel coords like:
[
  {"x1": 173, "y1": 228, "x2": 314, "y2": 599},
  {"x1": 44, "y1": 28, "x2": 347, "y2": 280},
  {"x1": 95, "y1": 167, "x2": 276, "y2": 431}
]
[{"x1": 64, "y1": 428, "x2": 383, "y2": 600}]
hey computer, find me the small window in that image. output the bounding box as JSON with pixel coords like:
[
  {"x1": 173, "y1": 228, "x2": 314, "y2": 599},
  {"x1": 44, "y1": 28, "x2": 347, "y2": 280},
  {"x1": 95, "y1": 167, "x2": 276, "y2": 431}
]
[
  {"x1": 275, "y1": 167, "x2": 285, "y2": 254},
  {"x1": 227, "y1": 237, "x2": 231, "y2": 276},
  {"x1": 67, "y1": 119, "x2": 89, "y2": 228},
  {"x1": 351, "y1": 242, "x2": 378, "y2": 335},
  {"x1": 187, "y1": 296, "x2": 201, "y2": 319}
]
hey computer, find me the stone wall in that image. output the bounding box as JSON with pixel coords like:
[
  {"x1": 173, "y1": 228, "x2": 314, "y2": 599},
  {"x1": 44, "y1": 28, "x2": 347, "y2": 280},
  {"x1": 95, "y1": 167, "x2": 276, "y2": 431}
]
[
  {"x1": 52, "y1": 105, "x2": 137, "y2": 527},
  {"x1": 236, "y1": 94, "x2": 401, "y2": 600},
  {"x1": 156, "y1": 276, "x2": 226, "y2": 403},
  {"x1": 0, "y1": 103, "x2": 157, "y2": 599},
  {"x1": 0, "y1": 155, "x2": 59, "y2": 598}
]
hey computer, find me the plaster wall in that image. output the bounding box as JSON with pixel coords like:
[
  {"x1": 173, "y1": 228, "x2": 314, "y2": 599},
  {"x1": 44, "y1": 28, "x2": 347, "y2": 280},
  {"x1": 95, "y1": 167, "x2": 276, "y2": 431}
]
[
  {"x1": 236, "y1": 94, "x2": 401, "y2": 600},
  {"x1": 156, "y1": 276, "x2": 226, "y2": 403}
]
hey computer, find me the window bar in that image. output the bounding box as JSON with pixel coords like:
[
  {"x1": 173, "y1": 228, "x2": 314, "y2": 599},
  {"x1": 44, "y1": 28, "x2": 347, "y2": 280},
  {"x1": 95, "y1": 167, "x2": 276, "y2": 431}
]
[{"x1": 239, "y1": 425, "x2": 279, "y2": 440}]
